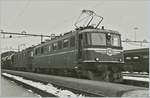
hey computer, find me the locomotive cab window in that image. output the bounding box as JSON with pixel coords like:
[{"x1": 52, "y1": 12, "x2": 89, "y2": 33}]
[
  {"x1": 43, "y1": 46, "x2": 48, "y2": 53},
  {"x1": 70, "y1": 36, "x2": 75, "y2": 47},
  {"x1": 111, "y1": 34, "x2": 121, "y2": 47},
  {"x1": 58, "y1": 40, "x2": 62, "y2": 49},
  {"x1": 41, "y1": 47, "x2": 44, "y2": 54},
  {"x1": 86, "y1": 33, "x2": 106, "y2": 46},
  {"x1": 52, "y1": 43, "x2": 57, "y2": 51},
  {"x1": 31, "y1": 51, "x2": 33, "y2": 56},
  {"x1": 48, "y1": 45, "x2": 51, "y2": 52},
  {"x1": 35, "y1": 49, "x2": 38, "y2": 55},
  {"x1": 37, "y1": 48, "x2": 41, "y2": 55},
  {"x1": 63, "y1": 39, "x2": 69, "y2": 48}
]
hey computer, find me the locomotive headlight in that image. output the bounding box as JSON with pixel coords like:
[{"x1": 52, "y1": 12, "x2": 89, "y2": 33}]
[
  {"x1": 95, "y1": 57, "x2": 100, "y2": 61},
  {"x1": 107, "y1": 48, "x2": 113, "y2": 56}
]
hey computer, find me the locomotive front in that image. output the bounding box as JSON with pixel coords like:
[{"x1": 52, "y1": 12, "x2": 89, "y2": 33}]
[{"x1": 77, "y1": 28, "x2": 124, "y2": 82}]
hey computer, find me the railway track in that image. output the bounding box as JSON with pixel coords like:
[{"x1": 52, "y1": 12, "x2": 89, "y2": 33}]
[
  {"x1": 122, "y1": 75, "x2": 149, "y2": 88},
  {"x1": 122, "y1": 73, "x2": 149, "y2": 78},
  {"x1": 1, "y1": 71, "x2": 103, "y2": 97},
  {"x1": 2, "y1": 73, "x2": 91, "y2": 97},
  {"x1": 1, "y1": 69, "x2": 149, "y2": 97}
]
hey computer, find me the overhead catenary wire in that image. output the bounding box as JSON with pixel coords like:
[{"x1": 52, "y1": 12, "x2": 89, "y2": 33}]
[
  {"x1": 0, "y1": 35, "x2": 30, "y2": 39},
  {"x1": 0, "y1": 31, "x2": 54, "y2": 44}
]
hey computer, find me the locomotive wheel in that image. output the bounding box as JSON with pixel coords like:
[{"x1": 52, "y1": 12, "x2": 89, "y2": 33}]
[
  {"x1": 87, "y1": 70, "x2": 113, "y2": 81},
  {"x1": 89, "y1": 65, "x2": 123, "y2": 82},
  {"x1": 112, "y1": 72, "x2": 123, "y2": 82},
  {"x1": 102, "y1": 70, "x2": 113, "y2": 82},
  {"x1": 103, "y1": 65, "x2": 123, "y2": 82}
]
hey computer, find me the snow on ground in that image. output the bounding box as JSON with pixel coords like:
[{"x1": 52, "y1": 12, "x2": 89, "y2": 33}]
[
  {"x1": 122, "y1": 72, "x2": 149, "y2": 78},
  {"x1": 139, "y1": 72, "x2": 149, "y2": 75},
  {"x1": 123, "y1": 76, "x2": 149, "y2": 82},
  {"x1": 121, "y1": 89, "x2": 149, "y2": 97},
  {"x1": 122, "y1": 71, "x2": 130, "y2": 74},
  {"x1": 2, "y1": 73, "x2": 85, "y2": 98}
]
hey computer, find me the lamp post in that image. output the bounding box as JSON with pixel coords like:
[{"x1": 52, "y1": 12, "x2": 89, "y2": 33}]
[{"x1": 134, "y1": 27, "x2": 138, "y2": 41}]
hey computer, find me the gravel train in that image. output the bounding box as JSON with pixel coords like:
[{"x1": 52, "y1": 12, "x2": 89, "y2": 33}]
[{"x1": 1, "y1": 10, "x2": 124, "y2": 82}]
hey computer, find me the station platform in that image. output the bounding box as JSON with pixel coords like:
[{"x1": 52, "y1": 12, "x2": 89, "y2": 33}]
[
  {"x1": 1, "y1": 76, "x2": 40, "y2": 97},
  {"x1": 2, "y1": 69, "x2": 148, "y2": 97}
]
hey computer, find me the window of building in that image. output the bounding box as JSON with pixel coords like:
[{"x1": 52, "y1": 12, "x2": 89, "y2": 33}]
[
  {"x1": 63, "y1": 39, "x2": 69, "y2": 48},
  {"x1": 58, "y1": 40, "x2": 62, "y2": 49},
  {"x1": 70, "y1": 36, "x2": 75, "y2": 47}
]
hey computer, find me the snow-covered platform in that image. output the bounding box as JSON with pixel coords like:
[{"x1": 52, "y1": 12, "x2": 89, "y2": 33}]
[
  {"x1": 1, "y1": 69, "x2": 149, "y2": 97},
  {"x1": 123, "y1": 76, "x2": 149, "y2": 82},
  {"x1": 1, "y1": 76, "x2": 40, "y2": 97}
]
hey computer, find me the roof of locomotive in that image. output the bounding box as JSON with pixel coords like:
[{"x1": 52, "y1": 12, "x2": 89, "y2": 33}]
[
  {"x1": 79, "y1": 28, "x2": 120, "y2": 34},
  {"x1": 1, "y1": 51, "x2": 16, "y2": 57},
  {"x1": 34, "y1": 27, "x2": 121, "y2": 48}
]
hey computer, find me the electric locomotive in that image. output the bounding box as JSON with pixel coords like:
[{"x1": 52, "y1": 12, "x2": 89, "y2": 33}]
[
  {"x1": 32, "y1": 10, "x2": 124, "y2": 82},
  {"x1": 1, "y1": 10, "x2": 124, "y2": 82}
]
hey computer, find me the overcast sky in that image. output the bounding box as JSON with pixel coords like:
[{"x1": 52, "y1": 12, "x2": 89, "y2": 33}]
[{"x1": 0, "y1": 0, "x2": 149, "y2": 52}]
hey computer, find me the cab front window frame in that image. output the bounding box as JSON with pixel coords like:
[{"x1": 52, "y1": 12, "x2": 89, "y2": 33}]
[{"x1": 85, "y1": 32, "x2": 122, "y2": 48}]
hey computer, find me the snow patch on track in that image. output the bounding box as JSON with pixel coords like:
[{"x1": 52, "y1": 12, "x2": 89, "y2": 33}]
[
  {"x1": 2, "y1": 73, "x2": 85, "y2": 97},
  {"x1": 123, "y1": 76, "x2": 149, "y2": 82}
]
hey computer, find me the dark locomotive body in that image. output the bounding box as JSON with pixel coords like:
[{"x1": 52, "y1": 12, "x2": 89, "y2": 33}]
[
  {"x1": 1, "y1": 51, "x2": 16, "y2": 69},
  {"x1": 10, "y1": 47, "x2": 34, "y2": 71},
  {"x1": 2, "y1": 27, "x2": 149, "y2": 82},
  {"x1": 1, "y1": 27, "x2": 124, "y2": 82},
  {"x1": 32, "y1": 30, "x2": 77, "y2": 73}
]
